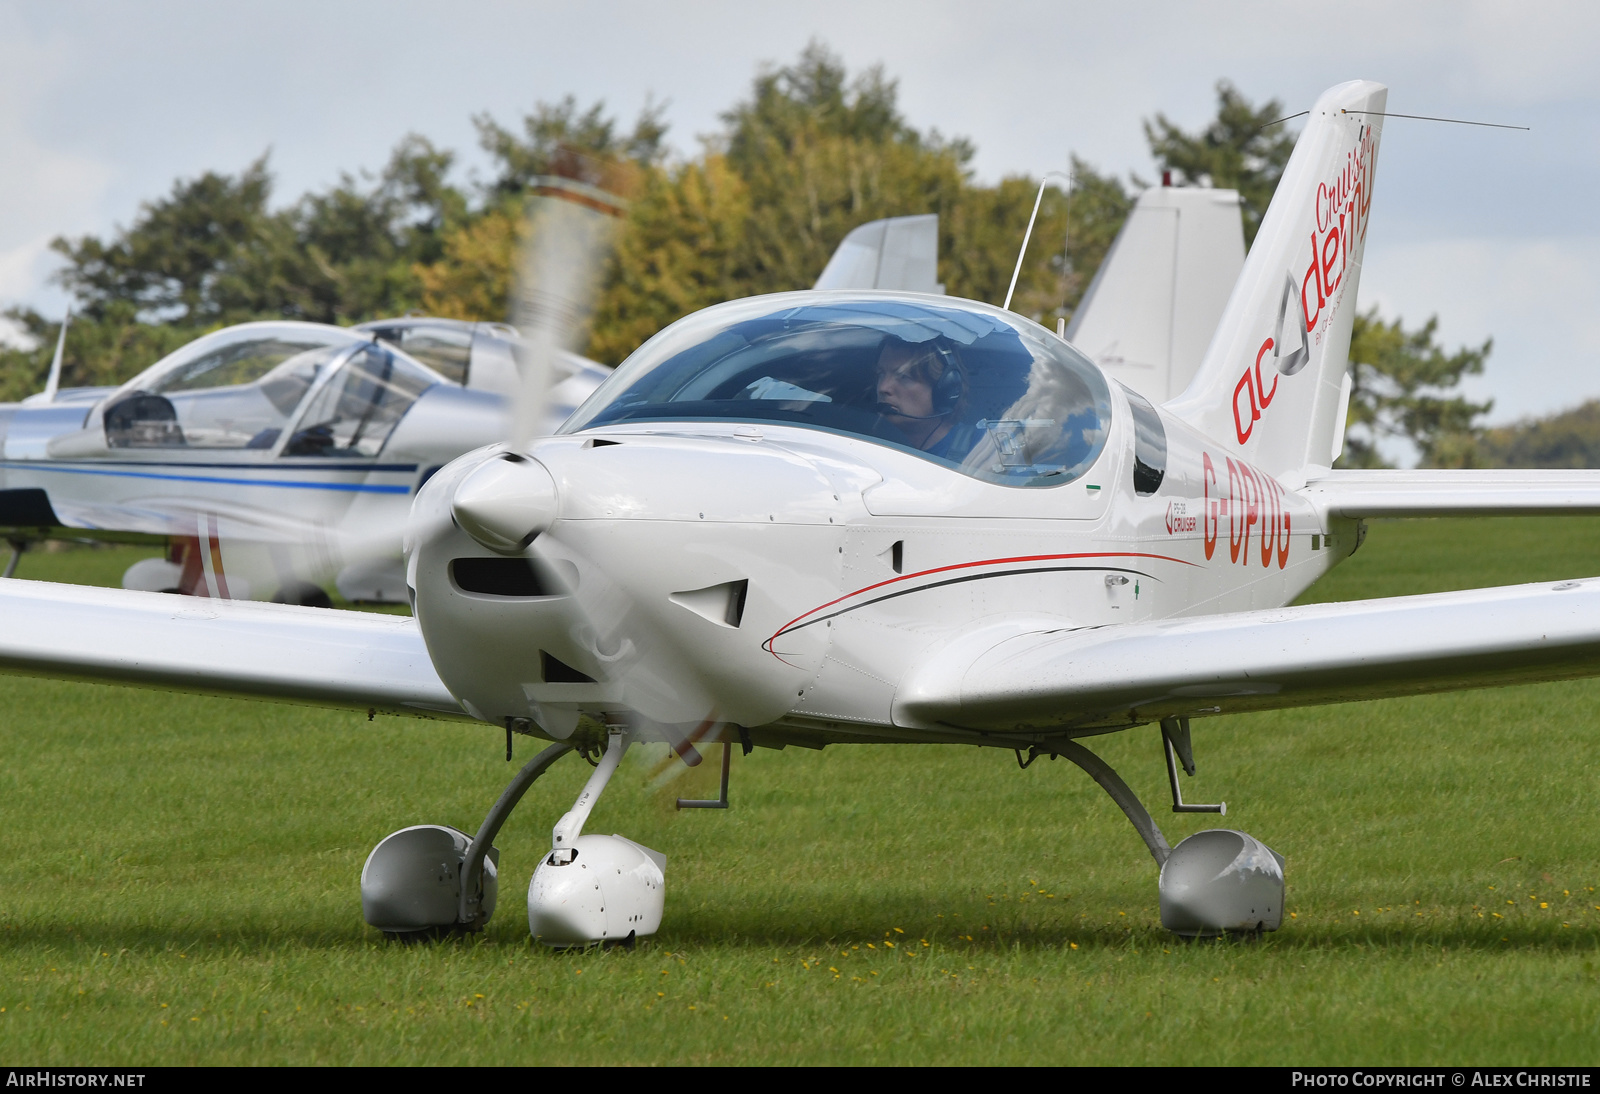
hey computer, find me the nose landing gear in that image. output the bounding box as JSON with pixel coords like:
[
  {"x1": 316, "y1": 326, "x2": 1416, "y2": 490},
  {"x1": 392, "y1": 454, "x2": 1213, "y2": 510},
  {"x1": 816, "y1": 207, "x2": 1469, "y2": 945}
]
[
  {"x1": 528, "y1": 729, "x2": 666, "y2": 947},
  {"x1": 360, "y1": 728, "x2": 667, "y2": 946}
]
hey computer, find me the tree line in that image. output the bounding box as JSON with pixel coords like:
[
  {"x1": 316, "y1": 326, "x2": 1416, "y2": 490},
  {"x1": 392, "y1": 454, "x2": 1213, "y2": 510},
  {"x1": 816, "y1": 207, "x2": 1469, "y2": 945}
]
[{"x1": 2, "y1": 43, "x2": 1546, "y2": 468}]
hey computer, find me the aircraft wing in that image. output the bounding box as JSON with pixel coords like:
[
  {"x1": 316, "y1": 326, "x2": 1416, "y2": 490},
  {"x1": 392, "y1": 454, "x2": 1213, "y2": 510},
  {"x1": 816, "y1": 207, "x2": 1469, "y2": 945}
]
[
  {"x1": 1302, "y1": 469, "x2": 1600, "y2": 517},
  {"x1": 894, "y1": 576, "x2": 1600, "y2": 734},
  {"x1": 0, "y1": 578, "x2": 469, "y2": 720}
]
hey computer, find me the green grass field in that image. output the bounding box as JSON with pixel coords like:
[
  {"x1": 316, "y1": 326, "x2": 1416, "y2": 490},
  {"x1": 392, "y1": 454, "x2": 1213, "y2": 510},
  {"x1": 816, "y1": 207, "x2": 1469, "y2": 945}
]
[{"x1": 0, "y1": 526, "x2": 1597, "y2": 1065}]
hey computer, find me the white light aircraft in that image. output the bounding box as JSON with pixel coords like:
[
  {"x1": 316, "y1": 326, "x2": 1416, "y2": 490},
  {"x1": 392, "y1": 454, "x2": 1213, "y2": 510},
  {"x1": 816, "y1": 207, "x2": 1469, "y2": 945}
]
[
  {"x1": 6, "y1": 80, "x2": 1592, "y2": 946},
  {"x1": 0, "y1": 318, "x2": 567, "y2": 604},
  {"x1": 0, "y1": 196, "x2": 937, "y2": 606}
]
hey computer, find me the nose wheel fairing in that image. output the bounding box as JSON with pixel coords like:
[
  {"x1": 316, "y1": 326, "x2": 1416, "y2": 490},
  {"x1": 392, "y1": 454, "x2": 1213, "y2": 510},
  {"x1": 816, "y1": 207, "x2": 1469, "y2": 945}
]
[{"x1": 528, "y1": 834, "x2": 666, "y2": 947}]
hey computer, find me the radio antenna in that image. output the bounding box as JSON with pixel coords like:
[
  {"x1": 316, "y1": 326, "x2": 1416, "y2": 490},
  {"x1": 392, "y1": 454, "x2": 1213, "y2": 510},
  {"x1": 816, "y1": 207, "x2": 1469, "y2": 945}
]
[
  {"x1": 1339, "y1": 108, "x2": 1529, "y2": 131},
  {"x1": 1004, "y1": 170, "x2": 1072, "y2": 312},
  {"x1": 1257, "y1": 107, "x2": 1528, "y2": 133}
]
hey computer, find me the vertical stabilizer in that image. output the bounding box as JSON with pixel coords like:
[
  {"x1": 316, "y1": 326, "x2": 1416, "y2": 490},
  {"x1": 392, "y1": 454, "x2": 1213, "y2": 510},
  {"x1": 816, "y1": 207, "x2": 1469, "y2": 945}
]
[
  {"x1": 1165, "y1": 81, "x2": 1385, "y2": 477},
  {"x1": 1066, "y1": 186, "x2": 1245, "y2": 404},
  {"x1": 41, "y1": 308, "x2": 70, "y2": 404},
  {"x1": 814, "y1": 214, "x2": 943, "y2": 294}
]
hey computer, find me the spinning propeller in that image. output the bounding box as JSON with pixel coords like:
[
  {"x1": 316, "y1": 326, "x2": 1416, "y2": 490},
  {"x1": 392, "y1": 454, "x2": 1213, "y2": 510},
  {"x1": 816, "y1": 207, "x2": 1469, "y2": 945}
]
[
  {"x1": 364, "y1": 174, "x2": 689, "y2": 943},
  {"x1": 451, "y1": 176, "x2": 722, "y2": 764}
]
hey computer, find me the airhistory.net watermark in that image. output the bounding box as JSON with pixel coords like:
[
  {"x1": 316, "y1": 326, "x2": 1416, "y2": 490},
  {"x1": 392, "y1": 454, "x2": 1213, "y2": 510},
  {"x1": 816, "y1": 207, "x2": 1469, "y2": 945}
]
[{"x1": 3, "y1": 1074, "x2": 145, "y2": 1088}]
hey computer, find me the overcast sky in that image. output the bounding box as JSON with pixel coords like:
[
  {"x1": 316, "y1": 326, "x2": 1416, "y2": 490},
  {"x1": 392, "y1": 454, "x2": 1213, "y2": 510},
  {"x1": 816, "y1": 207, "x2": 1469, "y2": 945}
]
[{"x1": 2, "y1": 0, "x2": 1597, "y2": 423}]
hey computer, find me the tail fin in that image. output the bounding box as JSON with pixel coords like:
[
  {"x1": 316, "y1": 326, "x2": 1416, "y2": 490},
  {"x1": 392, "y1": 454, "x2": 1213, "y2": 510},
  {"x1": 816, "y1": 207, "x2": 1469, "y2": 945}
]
[
  {"x1": 1166, "y1": 81, "x2": 1385, "y2": 477},
  {"x1": 813, "y1": 214, "x2": 943, "y2": 294},
  {"x1": 1066, "y1": 185, "x2": 1246, "y2": 404},
  {"x1": 41, "y1": 307, "x2": 70, "y2": 404}
]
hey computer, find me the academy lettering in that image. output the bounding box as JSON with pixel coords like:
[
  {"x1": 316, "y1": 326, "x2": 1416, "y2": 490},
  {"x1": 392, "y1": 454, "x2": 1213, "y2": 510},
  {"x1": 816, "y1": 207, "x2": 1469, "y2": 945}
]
[
  {"x1": 1233, "y1": 121, "x2": 1378, "y2": 447},
  {"x1": 1305, "y1": 123, "x2": 1376, "y2": 338},
  {"x1": 1232, "y1": 338, "x2": 1279, "y2": 444}
]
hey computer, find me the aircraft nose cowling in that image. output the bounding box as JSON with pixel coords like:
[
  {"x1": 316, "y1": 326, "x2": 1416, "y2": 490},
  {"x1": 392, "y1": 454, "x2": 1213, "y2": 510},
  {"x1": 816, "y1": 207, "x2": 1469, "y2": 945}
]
[{"x1": 451, "y1": 453, "x2": 559, "y2": 555}]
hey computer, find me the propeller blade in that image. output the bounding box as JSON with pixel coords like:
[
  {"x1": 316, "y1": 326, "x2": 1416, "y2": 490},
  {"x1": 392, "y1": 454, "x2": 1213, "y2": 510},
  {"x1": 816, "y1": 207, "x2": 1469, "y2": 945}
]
[
  {"x1": 523, "y1": 519, "x2": 721, "y2": 765},
  {"x1": 508, "y1": 177, "x2": 625, "y2": 451},
  {"x1": 459, "y1": 174, "x2": 720, "y2": 761}
]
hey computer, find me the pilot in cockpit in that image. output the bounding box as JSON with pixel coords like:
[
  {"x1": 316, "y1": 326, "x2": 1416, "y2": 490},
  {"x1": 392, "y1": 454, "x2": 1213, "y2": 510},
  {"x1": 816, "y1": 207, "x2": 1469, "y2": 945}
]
[{"x1": 874, "y1": 336, "x2": 973, "y2": 459}]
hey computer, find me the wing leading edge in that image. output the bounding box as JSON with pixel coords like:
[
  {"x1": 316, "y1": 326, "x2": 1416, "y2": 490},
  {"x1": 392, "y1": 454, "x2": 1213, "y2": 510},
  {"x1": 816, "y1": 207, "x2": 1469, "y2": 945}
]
[
  {"x1": 0, "y1": 578, "x2": 468, "y2": 719},
  {"x1": 895, "y1": 577, "x2": 1600, "y2": 734}
]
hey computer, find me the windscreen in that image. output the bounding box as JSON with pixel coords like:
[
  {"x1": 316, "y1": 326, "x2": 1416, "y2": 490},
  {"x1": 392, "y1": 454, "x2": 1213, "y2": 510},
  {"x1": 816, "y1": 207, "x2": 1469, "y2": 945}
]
[
  {"x1": 282, "y1": 344, "x2": 438, "y2": 457},
  {"x1": 104, "y1": 324, "x2": 361, "y2": 450},
  {"x1": 563, "y1": 296, "x2": 1113, "y2": 488}
]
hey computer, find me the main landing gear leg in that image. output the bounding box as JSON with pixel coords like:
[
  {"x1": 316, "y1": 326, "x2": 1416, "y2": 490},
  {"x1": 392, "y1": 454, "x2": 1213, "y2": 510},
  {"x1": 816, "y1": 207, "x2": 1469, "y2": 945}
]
[
  {"x1": 1055, "y1": 739, "x2": 1171, "y2": 867},
  {"x1": 1046, "y1": 726, "x2": 1285, "y2": 938},
  {"x1": 360, "y1": 741, "x2": 575, "y2": 938},
  {"x1": 3, "y1": 538, "x2": 27, "y2": 580}
]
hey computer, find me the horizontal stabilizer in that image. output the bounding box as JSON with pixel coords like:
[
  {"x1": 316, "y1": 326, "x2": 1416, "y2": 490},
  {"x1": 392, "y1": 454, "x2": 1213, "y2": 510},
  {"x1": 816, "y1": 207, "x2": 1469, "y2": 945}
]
[
  {"x1": 1302, "y1": 468, "x2": 1600, "y2": 517},
  {"x1": 896, "y1": 576, "x2": 1600, "y2": 732},
  {"x1": 0, "y1": 578, "x2": 468, "y2": 719},
  {"x1": 813, "y1": 215, "x2": 943, "y2": 293}
]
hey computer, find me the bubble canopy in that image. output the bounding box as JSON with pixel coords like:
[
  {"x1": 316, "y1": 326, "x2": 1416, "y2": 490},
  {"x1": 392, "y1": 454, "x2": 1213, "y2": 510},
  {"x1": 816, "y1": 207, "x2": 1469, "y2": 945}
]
[
  {"x1": 563, "y1": 294, "x2": 1114, "y2": 488},
  {"x1": 95, "y1": 322, "x2": 442, "y2": 455}
]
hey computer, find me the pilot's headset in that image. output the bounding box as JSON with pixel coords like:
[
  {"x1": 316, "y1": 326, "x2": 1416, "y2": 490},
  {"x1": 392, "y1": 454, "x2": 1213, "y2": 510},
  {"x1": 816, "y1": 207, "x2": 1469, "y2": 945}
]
[
  {"x1": 926, "y1": 340, "x2": 965, "y2": 416},
  {"x1": 878, "y1": 337, "x2": 966, "y2": 419}
]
